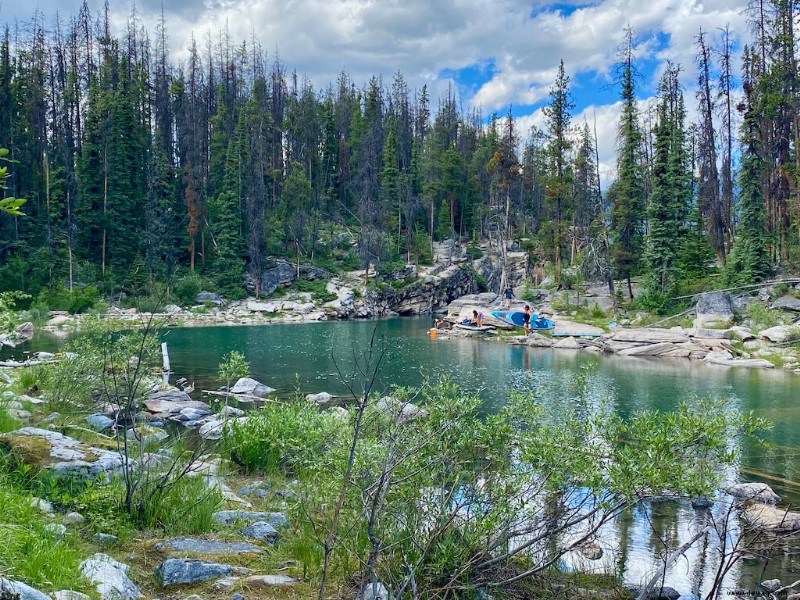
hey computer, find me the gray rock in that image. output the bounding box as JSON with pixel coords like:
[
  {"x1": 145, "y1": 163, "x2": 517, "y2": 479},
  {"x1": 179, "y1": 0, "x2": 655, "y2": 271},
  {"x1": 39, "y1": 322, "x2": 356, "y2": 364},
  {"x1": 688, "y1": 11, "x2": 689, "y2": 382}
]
[
  {"x1": 258, "y1": 262, "x2": 297, "y2": 296},
  {"x1": 210, "y1": 577, "x2": 240, "y2": 590},
  {"x1": 761, "y1": 579, "x2": 782, "y2": 593},
  {"x1": 183, "y1": 596, "x2": 205, "y2": 600},
  {"x1": 213, "y1": 510, "x2": 289, "y2": 529},
  {"x1": 239, "y1": 521, "x2": 279, "y2": 543},
  {"x1": 676, "y1": 595, "x2": 699, "y2": 600},
  {"x1": 80, "y1": 553, "x2": 142, "y2": 599},
  {"x1": 578, "y1": 542, "x2": 603, "y2": 560},
  {"x1": 760, "y1": 325, "x2": 794, "y2": 344},
  {"x1": 196, "y1": 291, "x2": 224, "y2": 305},
  {"x1": 690, "y1": 496, "x2": 713, "y2": 510},
  {"x1": 305, "y1": 392, "x2": 337, "y2": 407},
  {"x1": 244, "y1": 575, "x2": 296, "y2": 587},
  {"x1": 155, "y1": 558, "x2": 232, "y2": 586},
  {"x1": 375, "y1": 396, "x2": 428, "y2": 423},
  {"x1": 230, "y1": 595, "x2": 245, "y2": 600},
  {"x1": 145, "y1": 389, "x2": 195, "y2": 406},
  {"x1": 773, "y1": 295, "x2": 800, "y2": 312},
  {"x1": 126, "y1": 427, "x2": 169, "y2": 445},
  {"x1": 153, "y1": 538, "x2": 264, "y2": 556},
  {"x1": 610, "y1": 329, "x2": 689, "y2": 344},
  {"x1": 553, "y1": 336, "x2": 582, "y2": 350},
  {"x1": 220, "y1": 405, "x2": 244, "y2": 417},
  {"x1": 64, "y1": 511, "x2": 86, "y2": 525},
  {"x1": 230, "y1": 378, "x2": 275, "y2": 398},
  {"x1": 198, "y1": 419, "x2": 224, "y2": 440},
  {"x1": 356, "y1": 581, "x2": 390, "y2": 600},
  {"x1": 0, "y1": 578, "x2": 51, "y2": 600},
  {"x1": 54, "y1": 592, "x2": 91, "y2": 600},
  {"x1": 694, "y1": 291, "x2": 735, "y2": 328},
  {"x1": 727, "y1": 482, "x2": 781, "y2": 504},
  {"x1": 30, "y1": 497, "x2": 54, "y2": 514},
  {"x1": 742, "y1": 503, "x2": 800, "y2": 532},
  {"x1": 86, "y1": 414, "x2": 115, "y2": 431},
  {"x1": 4, "y1": 428, "x2": 128, "y2": 480},
  {"x1": 93, "y1": 533, "x2": 119, "y2": 545},
  {"x1": 703, "y1": 351, "x2": 774, "y2": 369},
  {"x1": 44, "y1": 523, "x2": 67, "y2": 538},
  {"x1": 237, "y1": 482, "x2": 271, "y2": 498}
]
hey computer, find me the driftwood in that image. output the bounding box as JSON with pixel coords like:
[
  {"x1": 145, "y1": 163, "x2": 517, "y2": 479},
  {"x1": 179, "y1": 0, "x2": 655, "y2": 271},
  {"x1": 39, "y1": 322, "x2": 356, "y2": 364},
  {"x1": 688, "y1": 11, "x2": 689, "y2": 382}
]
[
  {"x1": 0, "y1": 359, "x2": 58, "y2": 368},
  {"x1": 202, "y1": 389, "x2": 277, "y2": 403}
]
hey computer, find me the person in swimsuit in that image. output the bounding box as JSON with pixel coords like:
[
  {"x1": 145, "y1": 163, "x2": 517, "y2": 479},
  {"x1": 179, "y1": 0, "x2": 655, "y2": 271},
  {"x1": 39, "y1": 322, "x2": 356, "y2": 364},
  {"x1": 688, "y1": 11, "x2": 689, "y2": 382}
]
[{"x1": 522, "y1": 304, "x2": 532, "y2": 332}]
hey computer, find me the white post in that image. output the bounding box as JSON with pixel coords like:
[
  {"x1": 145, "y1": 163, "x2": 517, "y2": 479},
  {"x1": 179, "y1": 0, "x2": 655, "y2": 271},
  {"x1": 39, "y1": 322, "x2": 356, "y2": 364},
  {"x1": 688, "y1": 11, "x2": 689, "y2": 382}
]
[{"x1": 161, "y1": 342, "x2": 171, "y2": 385}]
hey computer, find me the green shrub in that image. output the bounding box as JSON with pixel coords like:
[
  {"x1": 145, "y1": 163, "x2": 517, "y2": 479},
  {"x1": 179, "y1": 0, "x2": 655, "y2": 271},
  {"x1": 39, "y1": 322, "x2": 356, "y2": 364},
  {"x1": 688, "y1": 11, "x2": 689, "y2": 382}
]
[
  {"x1": 135, "y1": 474, "x2": 223, "y2": 535},
  {"x1": 226, "y1": 400, "x2": 345, "y2": 475},
  {"x1": 172, "y1": 272, "x2": 203, "y2": 305},
  {"x1": 0, "y1": 404, "x2": 20, "y2": 434},
  {"x1": 37, "y1": 286, "x2": 99, "y2": 314},
  {"x1": 466, "y1": 244, "x2": 483, "y2": 260},
  {"x1": 294, "y1": 278, "x2": 337, "y2": 303},
  {"x1": 746, "y1": 301, "x2": 781, "y2": 331}
]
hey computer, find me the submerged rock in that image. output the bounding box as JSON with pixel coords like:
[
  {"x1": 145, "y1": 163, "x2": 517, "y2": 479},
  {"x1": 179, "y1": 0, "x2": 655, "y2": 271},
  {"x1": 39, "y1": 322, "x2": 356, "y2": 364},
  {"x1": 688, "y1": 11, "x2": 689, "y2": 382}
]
[
  {"x1": 742, "y1": 503, "x2": 800, "y2": 532},
  {"x1": 80, "y1": 553, "x2": 142, "y2": 599},
  {"x1": 727, "y1": 482, "x2": 781, "y2": 504},
  {"x1": 230, "y1": 377, "x2": 275, "y2": 398}
]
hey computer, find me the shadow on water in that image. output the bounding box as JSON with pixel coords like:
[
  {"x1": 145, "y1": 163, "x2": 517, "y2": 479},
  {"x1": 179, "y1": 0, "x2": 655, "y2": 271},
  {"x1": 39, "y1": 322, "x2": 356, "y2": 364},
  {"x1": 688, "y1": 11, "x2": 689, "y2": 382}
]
[{"x1": 6, "y1": 316, "x2": 800, "y2": 596}]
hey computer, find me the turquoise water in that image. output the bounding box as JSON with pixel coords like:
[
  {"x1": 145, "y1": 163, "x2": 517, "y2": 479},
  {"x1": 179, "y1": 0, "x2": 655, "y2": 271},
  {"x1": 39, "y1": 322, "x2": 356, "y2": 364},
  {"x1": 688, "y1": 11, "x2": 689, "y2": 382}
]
[{"x1": 5, "y1": 316, "x2": 800, "y2": 595}]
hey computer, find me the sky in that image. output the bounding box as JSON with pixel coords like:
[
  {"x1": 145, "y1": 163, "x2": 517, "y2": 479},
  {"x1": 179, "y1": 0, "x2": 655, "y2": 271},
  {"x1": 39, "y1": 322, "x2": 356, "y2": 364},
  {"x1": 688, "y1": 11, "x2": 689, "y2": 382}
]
[{"x1": 0, "y1": 0, "x2": 751, "y2": 185}]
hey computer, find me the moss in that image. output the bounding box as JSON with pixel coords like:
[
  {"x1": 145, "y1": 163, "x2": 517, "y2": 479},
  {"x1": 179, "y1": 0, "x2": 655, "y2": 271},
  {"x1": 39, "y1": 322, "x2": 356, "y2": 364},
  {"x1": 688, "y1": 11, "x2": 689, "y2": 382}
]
[{"x1": 0, "y1": 433, "x2": 53, "y2": 468}]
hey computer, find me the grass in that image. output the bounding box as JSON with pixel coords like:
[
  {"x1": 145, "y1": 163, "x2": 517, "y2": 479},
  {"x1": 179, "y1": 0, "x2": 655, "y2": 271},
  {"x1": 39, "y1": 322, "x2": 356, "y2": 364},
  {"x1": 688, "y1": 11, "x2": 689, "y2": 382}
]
[{"x1": 0, "y1": 472, "x2": 93, "y2": 593}]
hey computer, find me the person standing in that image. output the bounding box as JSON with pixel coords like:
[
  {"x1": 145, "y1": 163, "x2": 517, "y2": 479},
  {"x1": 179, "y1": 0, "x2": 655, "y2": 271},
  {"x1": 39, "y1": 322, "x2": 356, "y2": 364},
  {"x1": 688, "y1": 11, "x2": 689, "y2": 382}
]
[
  {"x1": 522, "y1": 304, "x2": 532, "y2": 333},
  {"x1": 504, "y1": 286, "x2": 513, "y2": 309}
]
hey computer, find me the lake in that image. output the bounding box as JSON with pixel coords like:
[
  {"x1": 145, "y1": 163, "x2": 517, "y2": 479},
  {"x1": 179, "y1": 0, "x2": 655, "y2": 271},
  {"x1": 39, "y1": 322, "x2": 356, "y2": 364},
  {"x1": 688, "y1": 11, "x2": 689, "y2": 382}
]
[{"x1": 5, "y1": 316, "x2": 800, "y2": 596}]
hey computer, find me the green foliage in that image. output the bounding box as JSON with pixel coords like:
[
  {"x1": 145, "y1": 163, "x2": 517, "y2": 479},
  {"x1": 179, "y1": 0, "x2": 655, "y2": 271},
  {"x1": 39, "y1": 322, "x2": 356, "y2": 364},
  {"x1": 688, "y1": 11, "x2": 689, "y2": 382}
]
[
  {"x1": 172, "y1": 272, "x2": 203, "y2": 305},
  {"x1": 293, "y1": 278, "x2": 337, "y2": 303},
  {"x1": 218, "y1": 350, "x2": 250, "y2": 390},
  {"x1": 0, "y1": 291, "x2": 31, "y2": 331},
  {"x1": 746, "y1": 301, "x2": 781, "y2": 331},
  {"x1": 226, "y1": 400, "x2": 346, "y2": 475},
  {"x1": 0, "y1": 472, "x2": 90, "y2": 593},
  {"x1": 0, "y1": 403, "x2": 20, "y2": 433},
  {"x1": 37, "y1": 286, "x2": 99, "y2": 314},
  {"x1": 132, "y1": 473, "x2": 223, "y2": 535},
  {"x1": 0, "y1": 147, "x2": 26, "y2": 216}
]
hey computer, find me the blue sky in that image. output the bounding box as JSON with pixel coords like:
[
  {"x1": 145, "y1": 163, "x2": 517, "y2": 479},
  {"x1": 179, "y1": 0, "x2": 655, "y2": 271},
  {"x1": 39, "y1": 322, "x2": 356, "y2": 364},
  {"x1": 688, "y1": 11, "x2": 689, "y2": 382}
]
[{"x1": 1, "y1": 0, "x2": 750, "y2": 182}]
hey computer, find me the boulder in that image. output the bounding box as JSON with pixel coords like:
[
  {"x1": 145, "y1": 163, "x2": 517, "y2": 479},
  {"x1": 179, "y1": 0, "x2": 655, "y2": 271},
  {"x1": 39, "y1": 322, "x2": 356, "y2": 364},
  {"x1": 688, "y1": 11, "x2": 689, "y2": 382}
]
[
  {"x1": 246, "y1": 301, "x2": 278, "y2": 313},
  {"x1": 704, "y1": 351, "x2": 774, "y2": 369},
  {"x1": 80, "y1": 553, "x2": 142, "y2": 599},
  {"x1": 153, "y1": 538, "x2": 264, "y2": 556},
  {"x1": 305, "y1": 392, "x2": 338, "y2": 407},
  {"x1": 164, "y1": 304, "x2": 182, "y2": 315},
  {"x1": 237, "y1": 481, "x2": 271, "y2": 498},
  {"x1": 156, "y1": 558, "x2": 232, "y2": 586},
  {"x1": 725, "y1": 326, "x2": 757, "y2": 341},
  {"x1": 13, "y1": 322, "x2": 34, "y2": 343},
  {"x1": 761, "y1": 579, "x2": 782, "y2": 593},
  {"x1": 93, "y1": 533, "x2": 119, "y2": 545},
  {"x1": 356, "y1": 581, "x2": 391, "y2": 600},
  {"x1": 230, "y1": 377, "x2": 275, "y2": 398},
  {"x1": 259, "y1": 262, "x2": 296, "y2": 296},
  {"x1": 577, "y1": 542, "x2": 603, "y2": 560},
  {"x1": 196, "y1": 291, "x2": 224, "y2": 305},
  {"x1": 54, "y1": 592, "x2": 91, "y2": 600},
  {"x1": 694, "y1": 291, "x2": 735, "y2": 328},
  {"x1": 244, "y1": 575, "x2": 296, "y2": 587},
  {"x1": 44, "y1": 523, "x2": 67, "y2": 538},
  {"x1": 46, "y1": 314, "x2": 73, "y2": 328},
  {"x1": 64, "y1": 511, "x2": 85, "y2": 525},
  {"x1": 146, "y1": 388, "x2": 194, "y2": 404},
  {"x1": 609, "y1": 329, "x2": 689, "y2": 344},
  {"x1": 524, "y1": 333, "x2": 553, "y2": 348},
  {"x1": 742, "y1": 503, "x2": 800, "y2": 532},
  {"x1": 1, "y1": 428, "x2": 127, "y2": 480},
  {"x1": 553, "y1": 336, "x2": 581, "y2": 350},
  {"x1": 727, "y1": 482, "x2": 781, "y2": 504},
  {"x1": 86, "y1": 414, "x2": 115, "y2": 431},
  {"x1": 213, "y1": 510, "x2": 289, "y2": 529},
  {"x1": 0, "y1": 578, "x2": 51, "y2": 600},
  {"x1": 618, "y1": 342, "x2": 678, "y2": 357},
  {"x1": 239, "y1": 521, "x2": 279, "y2": 544},
  {"x1": 30, "y1": 497, "x2": 54, "y2": 513},
  {"x1": 760, "y1": 325, "x2": 794, "y2": 344},
  {"x1": 198, "y1": 419, "x2": 225, "y2": 441},
  {"x1": 773, "y1": 295, "x2": 800, "y2": 312},
  {"x1": 375, "y1": 396, "x2": 429, "y2": 423}
]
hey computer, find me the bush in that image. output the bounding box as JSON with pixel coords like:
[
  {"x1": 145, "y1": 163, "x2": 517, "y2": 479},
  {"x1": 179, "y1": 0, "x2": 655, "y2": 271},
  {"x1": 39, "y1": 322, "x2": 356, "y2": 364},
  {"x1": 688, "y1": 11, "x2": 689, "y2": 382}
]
[
  {"x1": 294, "y1": 279, "x2": 337, "y2": 303},
  {"x1": 134, "y1": 473, "x2": 223, "y2": 535},
  {"x1": 36, "y1": 286, "x2": 99, "y2": 314},
  {"x1": 746, "y1": 300, "x2": 781, "y2": 331},
  {"x1": 172, "y1": 272, "x2": 203, "y2": 305},
  {"x1": 226, "y1": 400, "x2": 345, "y2": 475}
]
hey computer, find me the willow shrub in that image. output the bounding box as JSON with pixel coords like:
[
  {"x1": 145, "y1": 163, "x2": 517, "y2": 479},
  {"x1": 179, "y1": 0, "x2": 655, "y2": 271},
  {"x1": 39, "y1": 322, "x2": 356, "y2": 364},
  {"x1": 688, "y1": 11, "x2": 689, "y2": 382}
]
[
  {"x1": 236, "y1": 378, "x2": 767, "y2": 596},
  {"x1": 226, "y1": 399, "x2": 347, "y2": 476}
]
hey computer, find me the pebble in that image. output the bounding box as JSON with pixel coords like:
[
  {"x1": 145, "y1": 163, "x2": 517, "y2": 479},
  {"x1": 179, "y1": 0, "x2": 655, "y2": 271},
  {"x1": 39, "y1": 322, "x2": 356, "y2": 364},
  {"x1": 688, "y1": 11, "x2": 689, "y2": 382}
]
[{"x1": 30, "y1": 497, "x2": 54, "y2": 514}]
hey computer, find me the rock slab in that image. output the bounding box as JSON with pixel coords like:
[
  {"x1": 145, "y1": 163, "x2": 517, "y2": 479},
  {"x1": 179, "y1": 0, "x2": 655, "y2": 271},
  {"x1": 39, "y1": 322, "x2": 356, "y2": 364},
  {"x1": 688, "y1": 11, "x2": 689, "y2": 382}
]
[
  {"x1": 80, "y1": 553, "x2": 142, "y2": 599},
  {"x1": 153, "y1": 538, "x2": 264, "y2": 556},
  {"x1": 156, "y1": 558, "x2": 232, "y2": 586},
  {"x1": 0, "y1": 577, "x2": 51, "y2": 600}
]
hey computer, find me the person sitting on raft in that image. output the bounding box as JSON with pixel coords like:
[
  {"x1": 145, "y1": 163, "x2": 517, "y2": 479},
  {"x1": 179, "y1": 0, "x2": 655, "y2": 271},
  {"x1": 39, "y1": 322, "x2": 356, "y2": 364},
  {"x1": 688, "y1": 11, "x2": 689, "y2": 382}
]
[{"x1": 471, "y1": 310, "x2": 483, "y2": 327}]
